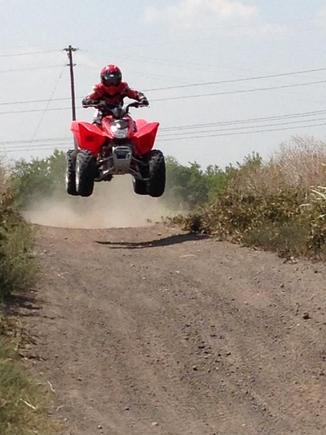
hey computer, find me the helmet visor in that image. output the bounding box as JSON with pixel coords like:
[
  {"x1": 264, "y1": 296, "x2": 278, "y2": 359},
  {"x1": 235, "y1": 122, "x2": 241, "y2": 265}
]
[{"x1": 102, "y1": 72, "x2": 121, "y2": 86}]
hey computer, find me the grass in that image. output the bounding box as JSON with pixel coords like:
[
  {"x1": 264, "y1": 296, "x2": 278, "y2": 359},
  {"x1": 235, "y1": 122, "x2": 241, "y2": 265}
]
[{"x1": 0, "y1": 336, "x2": 55, "y2": 435}]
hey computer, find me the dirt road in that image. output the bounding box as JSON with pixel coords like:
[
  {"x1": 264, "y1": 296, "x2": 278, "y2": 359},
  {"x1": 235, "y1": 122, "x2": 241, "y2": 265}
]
[{"x1": 21, "y1": 224, "x2": 326, "y2": 435}]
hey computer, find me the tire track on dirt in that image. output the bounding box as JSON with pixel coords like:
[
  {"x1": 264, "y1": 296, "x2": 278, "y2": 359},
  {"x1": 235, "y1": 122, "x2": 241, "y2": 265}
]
[{"x1": 20, "y1": 224, "x2": 326, "y2": 435}]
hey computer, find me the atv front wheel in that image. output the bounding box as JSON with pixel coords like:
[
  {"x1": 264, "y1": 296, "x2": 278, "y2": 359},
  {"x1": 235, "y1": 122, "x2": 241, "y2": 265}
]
[
  {"x1": 147, "y1": 150, "x2": 165, "y2": 197},
  {"x1": 75, "y1": 151, "x2": 96, "y2": 197},
  {"x1": 133, "y1": 179, "x2": 148, "y2": 195},
  {"x1": 66, "y1": 149, "x2": 78, "y2": 196}
]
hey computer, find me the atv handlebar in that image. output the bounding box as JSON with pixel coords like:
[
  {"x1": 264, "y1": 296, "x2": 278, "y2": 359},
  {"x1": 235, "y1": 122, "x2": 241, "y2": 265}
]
[
  {"x1": 82, "y1": 100, "x2": 146, "y2": 111},
  {"x1": 126, "y1": 101, "x2": 142, "y2": 110}
]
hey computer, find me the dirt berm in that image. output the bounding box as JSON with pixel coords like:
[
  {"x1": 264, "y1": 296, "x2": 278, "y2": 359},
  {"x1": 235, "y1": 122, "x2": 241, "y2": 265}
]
[{"x1": 20, "y1": 224, "x2": 326, "y2": 435}]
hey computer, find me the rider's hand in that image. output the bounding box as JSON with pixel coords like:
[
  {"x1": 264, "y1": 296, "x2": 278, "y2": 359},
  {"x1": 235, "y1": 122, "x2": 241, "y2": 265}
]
[
  {"x1": 96, "y1": 100, "x2": 108, "y2": 110},
  {"x1": 82, "y1": 98, "x2": 98, "y2": 108},
  {"x1": 82, "y1": 97, "x2": 91, "y2": 108},
  {"x1": 139, "y1": 98, "x2": 149, "y2": 107}
]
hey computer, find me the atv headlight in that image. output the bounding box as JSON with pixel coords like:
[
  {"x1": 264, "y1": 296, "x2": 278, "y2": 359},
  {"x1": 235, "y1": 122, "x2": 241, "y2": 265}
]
[
  {"x1": 112, "y1": 128, "x2": 128, "y2": 139},
  {"x1": 111, "y1": 126, "x2": 129, "y2": 139}
]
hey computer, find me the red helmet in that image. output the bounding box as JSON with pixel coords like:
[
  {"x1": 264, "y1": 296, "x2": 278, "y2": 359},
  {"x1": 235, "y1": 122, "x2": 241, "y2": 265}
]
[{"x1": 100, "y1": 64, "x2": 122, "y2": 87}]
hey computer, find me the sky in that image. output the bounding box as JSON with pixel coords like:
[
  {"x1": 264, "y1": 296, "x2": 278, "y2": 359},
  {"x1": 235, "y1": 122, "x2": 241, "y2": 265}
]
[{"x1": 0, "y1": 0, "x2": 326, "y2": 168}]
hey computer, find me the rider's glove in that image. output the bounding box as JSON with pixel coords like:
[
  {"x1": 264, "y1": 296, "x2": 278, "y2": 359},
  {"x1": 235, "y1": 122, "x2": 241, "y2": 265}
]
[
  {"x1": 97, "y1": 100, "x2": 107, "y2": 110},
  {"x1": 82, "y1": 97, "x2": 96, "y2": 108},
  {"x1": 82, "y1": 97, "x2": 89, "y2": 108},
  {"x1": 139, "y1": 97, "x2": 149, "y2": 106}
]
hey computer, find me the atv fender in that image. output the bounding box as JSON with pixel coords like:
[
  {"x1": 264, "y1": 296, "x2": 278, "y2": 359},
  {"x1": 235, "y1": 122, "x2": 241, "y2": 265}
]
[{"x1": 71, "y1": 121, "x2": 106, "y2": 155}]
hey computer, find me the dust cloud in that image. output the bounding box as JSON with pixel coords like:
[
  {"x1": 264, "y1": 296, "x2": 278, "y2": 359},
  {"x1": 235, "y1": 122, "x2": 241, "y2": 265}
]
[{"x1": 23, "y1": 177, "x2": 172, "y2": 229}]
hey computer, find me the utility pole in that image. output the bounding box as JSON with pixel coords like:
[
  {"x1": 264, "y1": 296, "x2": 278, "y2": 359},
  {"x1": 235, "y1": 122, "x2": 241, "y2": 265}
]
[{"x1": 63, "y1": 45, "x2": 78, "y2": 121}]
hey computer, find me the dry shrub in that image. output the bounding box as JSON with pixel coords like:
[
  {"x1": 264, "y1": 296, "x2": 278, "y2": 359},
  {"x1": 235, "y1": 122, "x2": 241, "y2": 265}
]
[
  {"x1": 273, "y1": 137, "x2": 326, "y2": 188},
  {"x1": 181, "y1": 137, "x2": 326, "y2": 259},
  {"x1": 230, "y1": 136, "x2": 326, "y2": 196}
]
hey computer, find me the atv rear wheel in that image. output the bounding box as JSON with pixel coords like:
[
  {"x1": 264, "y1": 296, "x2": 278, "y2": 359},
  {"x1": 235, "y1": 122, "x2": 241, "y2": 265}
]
[
  {"x1": 66, "y1": 149, "x2": 78, "y2": 196},
  {"x1": 75, "y1": 151, "x2": 96, "y2": 197},
  {"x1": 148, "y1": 150, "x2": 165, "y2": 197},
  {"x1": 133, "y1": 179, "x2": 148, "y2": 195}
]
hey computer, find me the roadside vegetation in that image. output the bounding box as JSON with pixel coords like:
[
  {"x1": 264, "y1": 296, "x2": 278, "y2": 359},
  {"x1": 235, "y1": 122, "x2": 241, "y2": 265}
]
[
  {"x1": 11, "y1": 149, "x2": 66, "y2": 210},
  {"x1": 0, "y1": 161, "x2": 54, "y2": 435},
  {"x1": 175, "y1": 137, "x2": 326, "y2": 259},
  {"x1": 10, "y1": 136, "x2": 326, "y2": 260},
  {"x1": 0, "y1": 339, "x2": 54, "y2": 435}
]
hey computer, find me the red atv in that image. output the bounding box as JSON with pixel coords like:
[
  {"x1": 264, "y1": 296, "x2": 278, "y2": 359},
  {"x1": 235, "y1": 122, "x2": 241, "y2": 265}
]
[{"x1": 66, "y1": 101, "x2": 165, "y2": 197}]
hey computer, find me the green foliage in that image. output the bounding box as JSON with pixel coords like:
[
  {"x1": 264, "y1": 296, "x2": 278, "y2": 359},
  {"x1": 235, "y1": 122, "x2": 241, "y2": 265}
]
[
  {"x1": 0, "y1": 193, "x2": 36, "y2": 301},
  {"x1": 164, "y1": 157, "x2": 208, "y2": 209},
  {"x1": 163, "y1": 156, "x2": 231, "y2": 210},
  {"x1": 10, "y1": 150, "x2": 66, "y2": 209},
  {"x1": 204, "y1": 164, "x2": 232, "y2": 201}
]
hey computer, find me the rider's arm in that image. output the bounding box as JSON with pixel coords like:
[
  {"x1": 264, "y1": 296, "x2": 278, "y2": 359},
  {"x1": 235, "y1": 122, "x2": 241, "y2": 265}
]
[
  {"x1": 125, "y1": 86, "x2": 149, "y2": 106},
  {"x1": 82, "y1": 84, "x2": 104, "y2": 106}
]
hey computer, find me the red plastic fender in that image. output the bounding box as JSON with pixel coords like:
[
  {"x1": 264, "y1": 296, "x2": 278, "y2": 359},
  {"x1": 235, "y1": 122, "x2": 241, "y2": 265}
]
[
  {"x1": 71, "y1": 121, "x2": 107, "y2": 155},
  {"x1": 133, "y1": 120, "x2": 160, "y2": 155}
]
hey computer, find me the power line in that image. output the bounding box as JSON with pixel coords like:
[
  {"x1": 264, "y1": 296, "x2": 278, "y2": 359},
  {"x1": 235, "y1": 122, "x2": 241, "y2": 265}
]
[
  {"x1": 0, "y1": 77, "x2": 325, "y2": 115},
  {"x1": 0, "y1": 49, "x2": 60, "y2": 57},
  {"x1": 152, "y1": 79, "x2": 326, "y2": 102},
  {"x1": 159, "y1": 117, "x2": 326, "y2": 138},
  {"x1": 2, "y1": 108, "x2": 326, "y2": 145},
  {"x1": 160, "y1": 109, "x2": 326, "y2": 132},
  {"x1": 144, "y1": 67, "x2": 326, "y2": 92},
  {"x1": 158, "y1": 121, "x2": 326, "y2": 141},
  {"x1": 0, "y1": 64, "x2": 65, "y2": 74},
  {"x1": 0, "y1": 107, "x2": 71, "y2": 116},
  {"x1": 3, "y1": 144, "x2": 70, "y2": 153},
  {"x1": 0, "y1": 97, "x2": 69, "y2": 107},
  {"x1": 2, "y1": 118, "x2": 325, "y2": 153},
  {"x1": 2, "y1": 107, "x2": 320, "y2": 127},
  {"x1": 2, "y1": 118, "x2": 325, "y2": 152},
  {"x1": 1, "y1": 137, "x2": 69, "y2": 145},
  {"x1": 2, "y1": 65, "x2": 326, "y2": 106},
  {"x1": 28, "y1": 67, "x2": 66, "y2": 145}
]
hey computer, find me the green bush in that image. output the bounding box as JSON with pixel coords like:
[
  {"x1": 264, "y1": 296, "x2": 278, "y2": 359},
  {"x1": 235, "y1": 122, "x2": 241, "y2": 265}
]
[
  {"x1": 10, "y1": 150, "x2": 66, "y2": 209},
  {"x1": 163, "y1": 156, "x2": 231, "y2": 210}
]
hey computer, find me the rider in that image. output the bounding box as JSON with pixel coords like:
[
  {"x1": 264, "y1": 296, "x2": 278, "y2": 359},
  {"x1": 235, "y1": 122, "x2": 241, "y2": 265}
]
[{"x1": 82, "y1": 64, "x2": 149, "y2": 123}]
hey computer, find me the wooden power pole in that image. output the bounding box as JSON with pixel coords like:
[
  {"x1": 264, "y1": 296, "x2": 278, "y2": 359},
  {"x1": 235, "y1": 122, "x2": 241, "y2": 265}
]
[{"x1": 63, "y1": 45, "x2": 78, "y2": 121}]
